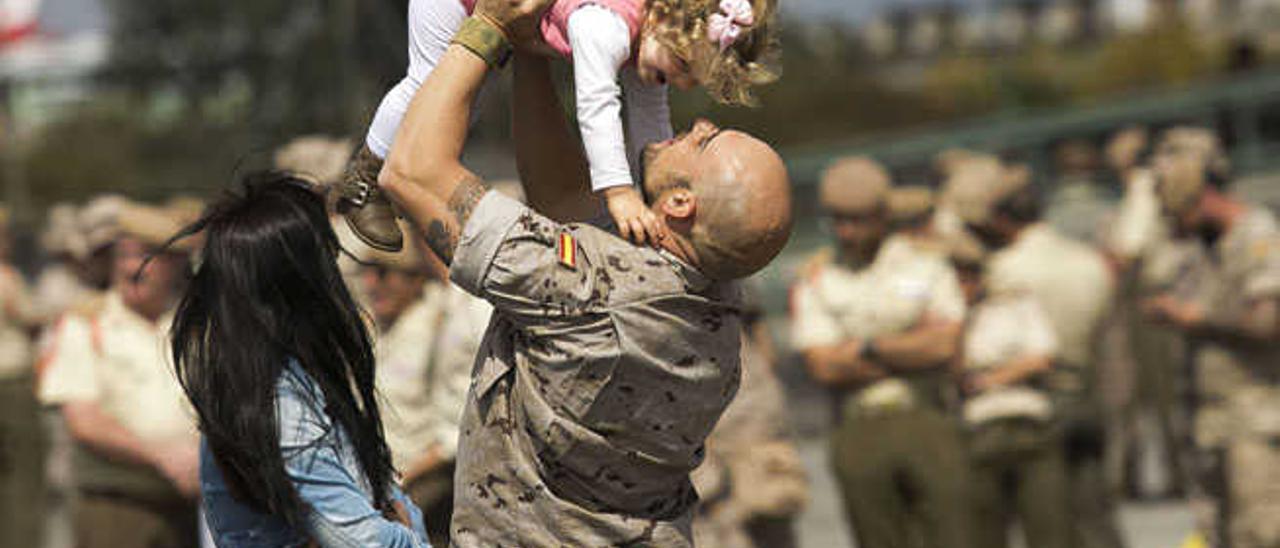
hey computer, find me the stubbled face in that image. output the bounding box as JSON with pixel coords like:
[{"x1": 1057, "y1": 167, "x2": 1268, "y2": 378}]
[
  {"x1": 828, "y1": 208, "x2": 887, "y2": 264},
  {"x1": 360, "y1": 266, "x2": 425, "y2": 329},
  {"x1": 636, "y1": 32, "x2": 696, "y2": 90},
  {"x1": 114, "y1": 237, "x2": 185, "y2": 320},
  {"x1": 1152, "y1": 153, "x2": 1209, "y2": 239},
  {"x1": 640, "y1": 119, "x2": 726, "y2": 207}
]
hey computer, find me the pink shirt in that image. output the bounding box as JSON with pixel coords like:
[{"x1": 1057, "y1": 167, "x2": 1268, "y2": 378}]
[{"x1": 461, "y1": 0, "x2": 645, "y2": 59}]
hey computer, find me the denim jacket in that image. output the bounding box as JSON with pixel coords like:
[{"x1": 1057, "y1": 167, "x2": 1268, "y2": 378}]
[{"x1": 201, "y1": 360, "x2": 431, "y2": 547}]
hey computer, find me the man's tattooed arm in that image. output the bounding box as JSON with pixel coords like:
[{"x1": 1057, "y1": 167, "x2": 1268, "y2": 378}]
[
  {"x1": 421, "y1": 174, "x2": 488, "y2": 265},
  {"x1": 449, "y1": 174, "x2": 488, "y2": 229}
]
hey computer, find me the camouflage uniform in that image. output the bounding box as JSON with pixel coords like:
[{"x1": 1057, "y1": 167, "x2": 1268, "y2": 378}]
[
  {"x1": 1184, "y1": 208, "x2": 1280, "y2": 548},
  {"x1": 691, "y1": 286, "x2": 807, "y2": 548},
  {"x1": 447, "y1": 191, "x2": 744, "y2": 546}
]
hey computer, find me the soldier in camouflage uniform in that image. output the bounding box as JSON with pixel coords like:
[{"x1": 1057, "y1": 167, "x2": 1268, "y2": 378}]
[
  {"x1": 375, "y1": 26, "x2": 793, "y2": 544},
  {"x1": 1143, "y1": 128, "x2": 1280, "y2": 548}
]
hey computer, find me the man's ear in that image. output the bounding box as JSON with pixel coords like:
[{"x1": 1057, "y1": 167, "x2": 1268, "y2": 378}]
[{"x1": 659, "y1": 188, "x2": 697, "y2": 222}]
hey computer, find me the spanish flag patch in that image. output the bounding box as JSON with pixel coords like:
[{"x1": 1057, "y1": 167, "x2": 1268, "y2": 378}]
[{"x1": 558, "y1": 232, "x2": 577, "y2": 269}]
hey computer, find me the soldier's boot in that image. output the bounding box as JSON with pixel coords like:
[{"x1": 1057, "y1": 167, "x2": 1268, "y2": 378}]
[{"x1": 337, "y1": 146, "x2": 403, "y2": 252}]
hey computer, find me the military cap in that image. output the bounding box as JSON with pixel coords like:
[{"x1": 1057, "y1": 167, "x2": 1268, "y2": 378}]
[
  {"x1": 79, "y1": 195, "x2": 128, "y2": 256},
  {"x1": 274, "y1": 136, "x2": 356, "y2": 186},
  {"x1": 946, "y1": 157, "x2": 1029, "y2": 225},
  {"x1": 934, "y1": 148, "x2": 980, "y2": 178},
  {"x1": 41, "y1": 203, "x2": 87, "y2": 258},
  {"x1": 118, "y1": 202, "x2": 193, "y2": 252},
  {"x1": 887, "y1": 186, "x2": 936, "y2": 225},
  {"x1": 818, "y1": 156, "x2": 891, "y2": 214},
  {"x1": 165, "y1": 195, "x2": 207, "y2": 226}
]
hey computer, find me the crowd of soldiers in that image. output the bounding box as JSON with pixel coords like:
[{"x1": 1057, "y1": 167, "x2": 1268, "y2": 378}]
[
  {"x1": 0, "y1": 123, "x2": 1272, "y2": 548},
  {"x1": 792, "y1": 125, "x2": 1279, "y2": 548}
]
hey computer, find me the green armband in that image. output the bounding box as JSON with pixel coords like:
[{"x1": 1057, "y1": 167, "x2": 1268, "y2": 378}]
[{"x1": 452, "y1": 16, "x2": 513, "y2": 69}]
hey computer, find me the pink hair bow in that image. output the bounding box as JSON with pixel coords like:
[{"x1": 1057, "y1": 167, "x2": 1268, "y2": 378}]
[{"x1": 707, "y1": 0, "x2": 754, "y2": 52}]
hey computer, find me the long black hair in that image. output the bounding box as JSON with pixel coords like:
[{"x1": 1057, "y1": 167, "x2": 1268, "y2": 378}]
[{"x1": 170, "y1": 172, "x2": 394, "y2": 523}]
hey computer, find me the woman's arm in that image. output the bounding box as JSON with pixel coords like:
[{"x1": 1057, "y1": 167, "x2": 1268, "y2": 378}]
[{"x1": 277, "y1": 377, "x2": 429, "y2": 547}]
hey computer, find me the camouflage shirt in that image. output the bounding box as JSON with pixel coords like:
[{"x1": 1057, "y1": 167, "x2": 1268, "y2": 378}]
[{"x1": 448, "y1": 192, "x2": 744, "y2": 547}]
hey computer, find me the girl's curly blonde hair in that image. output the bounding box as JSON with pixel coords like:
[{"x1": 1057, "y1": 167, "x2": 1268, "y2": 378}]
[{"x1": 645, "y1": 0, "x2": 779, "y2": 107}]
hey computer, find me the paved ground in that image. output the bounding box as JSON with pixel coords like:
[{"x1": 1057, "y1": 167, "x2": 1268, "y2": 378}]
[{"x1": 794, "y1": 438, "x2": 1195, "y2": 548}]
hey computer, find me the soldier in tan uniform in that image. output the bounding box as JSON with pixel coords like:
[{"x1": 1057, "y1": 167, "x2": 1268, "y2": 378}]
[
  {"x1": 949, "y1": 233, "x2": 1071, "y2": 548},
  {"x1": 950, "y1": 158, "x2": 1124, "y2": 548},
  {"x1": 375, "y1": 17, "x2": 792, "y2": 542},
  {"x1": 0, "y1": 206, "x2": 47, "y2": 548},
  {"x1": 792, "y1": 158, "x2": 969, "y2": 548},
  {"x1": 692, "y1": 283, "x2": 808, "y2": 548},
  {"x1": 39, "y1": 202, "x2": 200, "y2": 548},
  {"x1": 361, "y1": 239, "x2": 491, "y2": 545},
  {"x1": 1142, "y1": 129, "x2": 1280, "y2": 548},
  {"x1": 880, "y1": 185, "x2": 944, "y2": 265},
  {"x1": 1105, "y1": 127, "x2": 1197, "y2": 499}
]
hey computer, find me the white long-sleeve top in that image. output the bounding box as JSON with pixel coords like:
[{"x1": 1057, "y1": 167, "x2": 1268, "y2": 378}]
[
  {"x1": 366, "y1": 0, "x2": 672, "y2": 194},
  {"x1": 568, "y1": 5, "x2": 673, "y2": 191}
]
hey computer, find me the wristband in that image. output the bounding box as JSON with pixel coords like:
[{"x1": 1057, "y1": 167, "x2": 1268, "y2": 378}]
[{"x1": 452, "y1": 16, "x2": 514, "y2": 69}]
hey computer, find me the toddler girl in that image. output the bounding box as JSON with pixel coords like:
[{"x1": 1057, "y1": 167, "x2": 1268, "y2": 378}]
[{"x1": 340, "y1": 0, "x2": 778, "y2": 251}]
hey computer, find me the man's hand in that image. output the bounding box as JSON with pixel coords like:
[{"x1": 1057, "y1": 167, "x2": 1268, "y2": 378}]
[
  {"x1": 602, "y1": 186, "x2": 667, "y2": 247},
  {"x1": 151, "y1": 440, "x2": 200, "y2": 499},
  {"x1": 473, "y1": 0, "x2": 553, "y2": 51},
  {"x1": 1143, "y1": 294, "x2": 1205, "y2": 330},
  {"x1": 1107, "y1": 126, "x2": 1148, "y2": 176}
]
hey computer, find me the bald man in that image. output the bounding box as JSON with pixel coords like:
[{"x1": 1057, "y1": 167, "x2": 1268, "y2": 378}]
[{"x1": 374, "y1": 5, "x2": 792, "y2": 545}]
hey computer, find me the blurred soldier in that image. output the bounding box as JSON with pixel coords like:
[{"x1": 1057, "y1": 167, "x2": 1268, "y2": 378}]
[
  {"x1": 1045, "y1": 139, "x2": 1116, "y2": 244},
  {"x1": 360, "y1": 236, "x2": 490, "y2": 546},
  {"x1": 75, "y1": 195, "x2": 130, "y2": 294},
  {"x1": 792, "y1": 157, "x2": 969, "y2": 548},
  {"x1": 34, "y1": 203, "x2": 94, "y2": 322},
  {"x1": 39, "y1": 202, "x2": 200, "y2": 548},
  {"x1": 950, "y1": 158, "x2": 1124, "y2": 548},
  {"x1": 949, "y1": 233, "x2": 1071, "y2": 548},
  {"x1": 1143, "y1": 128, "x2": 1280, "y2": 548},
  {"x1": 0, "y1": 205, "x2": 46, "y2": 548},
  {"x1": 882, "y1": 186, "x2": 943, "y2": 263},
  {"x1": 1105, "y1": 127, "x2": 1194, "y2": 499},
  {"x1": 693, "y1": 283, "x2": 808, "y2": 548}
]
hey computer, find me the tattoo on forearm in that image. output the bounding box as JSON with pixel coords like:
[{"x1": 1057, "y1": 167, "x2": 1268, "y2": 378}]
[
  {"x1": 449, "y1": 175, "x2": 488, "y2": 229},
  {"x1": 424, "y1": 219, "x2": 457, "y2": 265},
  {"x1": 420, "y1": 175, "x2": 486, "y2": 266}
]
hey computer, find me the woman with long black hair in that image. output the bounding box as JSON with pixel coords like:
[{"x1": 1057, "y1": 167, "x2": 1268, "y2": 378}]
[{"x1": 170, "y1": 173, "x2": 430, "y2": 547}]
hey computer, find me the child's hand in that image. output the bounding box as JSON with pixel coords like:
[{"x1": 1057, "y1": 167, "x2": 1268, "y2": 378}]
[{"x1": 602, "y1": 186, "x2": 666, "y2": 246}]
